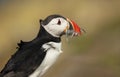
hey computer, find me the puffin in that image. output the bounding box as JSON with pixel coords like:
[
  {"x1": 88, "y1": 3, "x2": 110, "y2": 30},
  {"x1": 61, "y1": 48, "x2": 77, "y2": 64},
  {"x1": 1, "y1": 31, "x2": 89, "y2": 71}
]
[{"x1": 0, "y1": 14, "x2": 82, "y2": 77}]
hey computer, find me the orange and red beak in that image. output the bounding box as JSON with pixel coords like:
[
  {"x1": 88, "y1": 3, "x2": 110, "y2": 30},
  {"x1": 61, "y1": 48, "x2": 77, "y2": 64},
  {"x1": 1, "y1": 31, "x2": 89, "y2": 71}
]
[{"x1": 66, "y1": 18, "x2": 82, "y2": 36}]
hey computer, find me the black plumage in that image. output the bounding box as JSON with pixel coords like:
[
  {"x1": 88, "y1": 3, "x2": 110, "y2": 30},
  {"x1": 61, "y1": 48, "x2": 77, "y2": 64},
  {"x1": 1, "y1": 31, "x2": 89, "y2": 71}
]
[
  {"x1": 41, "y1": 14, "x2": 66, "y2": 25},
  {"x1": 0, "y1": 15, "x2": 62, "y2": 77}
]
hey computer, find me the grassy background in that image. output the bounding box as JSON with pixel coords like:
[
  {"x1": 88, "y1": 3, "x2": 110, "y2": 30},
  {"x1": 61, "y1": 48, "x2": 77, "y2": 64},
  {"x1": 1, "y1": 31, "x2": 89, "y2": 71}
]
[{"x1": 0, "y1": 0, "x2": 120, "y2": 77}]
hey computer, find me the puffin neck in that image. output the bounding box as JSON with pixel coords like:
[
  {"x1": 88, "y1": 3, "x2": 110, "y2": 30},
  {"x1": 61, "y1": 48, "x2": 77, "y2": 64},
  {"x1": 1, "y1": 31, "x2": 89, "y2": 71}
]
[{"x1": 37, "y1": 25, "x2": 61, "y2": 43}]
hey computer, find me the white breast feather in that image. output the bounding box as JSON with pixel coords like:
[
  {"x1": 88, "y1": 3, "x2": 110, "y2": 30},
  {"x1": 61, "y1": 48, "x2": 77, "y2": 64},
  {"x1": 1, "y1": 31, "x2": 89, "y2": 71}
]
[{"x1": 29, "y1": 42, "x2": 62, "y2": 77}]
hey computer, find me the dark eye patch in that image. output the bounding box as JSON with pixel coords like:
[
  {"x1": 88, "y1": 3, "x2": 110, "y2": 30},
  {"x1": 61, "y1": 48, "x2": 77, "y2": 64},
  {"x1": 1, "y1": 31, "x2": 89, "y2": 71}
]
[{"x1": 57, "y1": 19, "x2": 61, "y2": 25}]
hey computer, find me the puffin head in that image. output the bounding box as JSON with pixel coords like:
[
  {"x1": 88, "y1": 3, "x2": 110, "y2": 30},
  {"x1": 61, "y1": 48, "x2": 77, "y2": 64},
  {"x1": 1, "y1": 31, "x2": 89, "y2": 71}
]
[{"x1": 40, "y1": 14, "x2": 82, "y2": 37}]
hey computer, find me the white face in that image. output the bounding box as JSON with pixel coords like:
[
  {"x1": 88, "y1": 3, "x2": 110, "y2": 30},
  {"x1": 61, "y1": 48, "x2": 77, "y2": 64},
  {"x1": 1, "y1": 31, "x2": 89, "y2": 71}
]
[{"x1": 42, "y1": 17, "x2": 69, "y2": 37}]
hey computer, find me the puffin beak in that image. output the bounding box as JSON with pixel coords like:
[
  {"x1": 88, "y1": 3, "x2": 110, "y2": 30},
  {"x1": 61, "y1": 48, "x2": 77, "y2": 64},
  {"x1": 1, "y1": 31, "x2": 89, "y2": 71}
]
[{"x1": 65, "y1": 18, "x2": 82, "y2": 37}]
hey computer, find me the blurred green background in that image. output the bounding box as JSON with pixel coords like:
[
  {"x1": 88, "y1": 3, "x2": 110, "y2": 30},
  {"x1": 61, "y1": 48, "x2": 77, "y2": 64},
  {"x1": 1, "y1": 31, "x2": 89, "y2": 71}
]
[{"x1": 0, "y1": 0, "x2": 120, "y2": 77}]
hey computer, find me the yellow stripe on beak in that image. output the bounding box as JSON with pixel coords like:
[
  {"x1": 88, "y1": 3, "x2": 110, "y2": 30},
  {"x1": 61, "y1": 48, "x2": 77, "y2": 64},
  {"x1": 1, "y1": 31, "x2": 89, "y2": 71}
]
[
  {"x1": 66, "y1": 18, "x2": 75, "y2": 30},
  {"x1": 64, "y1": 25, "x2": 69, "y2": 33}
]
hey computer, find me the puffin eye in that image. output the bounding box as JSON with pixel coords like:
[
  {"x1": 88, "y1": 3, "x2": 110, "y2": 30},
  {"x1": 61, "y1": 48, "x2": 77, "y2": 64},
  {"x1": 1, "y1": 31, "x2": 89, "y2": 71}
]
[{"x1": 57, "y1": 19, "x2": 61, "y2": 25}]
